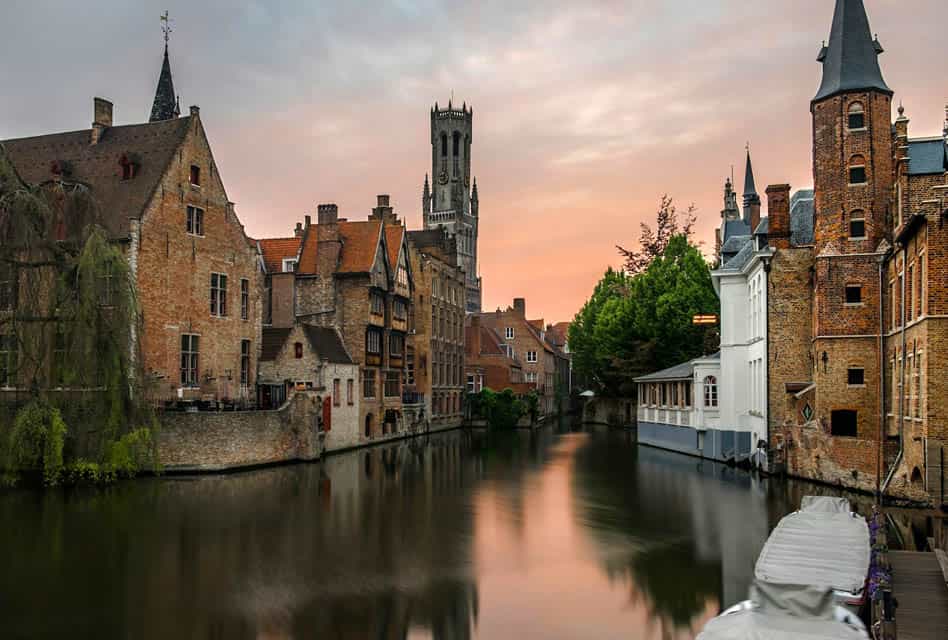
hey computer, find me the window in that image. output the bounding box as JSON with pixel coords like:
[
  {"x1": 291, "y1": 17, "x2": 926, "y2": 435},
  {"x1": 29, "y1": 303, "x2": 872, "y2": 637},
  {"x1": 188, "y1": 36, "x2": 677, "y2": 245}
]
[
  {"x1": 505, "y1": 327, "x2": 514, "y2": 340},
  {"x1": 347, "y1": 379, "x2": 354, "y2": 405},
  {"x1": 189, "y1": 164, "x2": 201, "y2": 186},
  {"x1": 363, "y1": 369, "x2": 377, "y2": 398},
  {"x1": 526, "y1": 350, "x2": 537, "y2": 363},
  {"x1": 704, "y1": 376, "x2": 718, "y2": 407},
  {"x1": 282, "y1": 258, "x2": 296, "y2": 273},
  {"x1": 370, "y1": 291, "x2": 385, "y2": 315},
  {"x1": 847, "y1": 103, "x2": 865, "y2": 130},
  {"x1": 333, "y1": 379, "x2": 341, "y2": 407},
  {"x1": 186, "y1": 205, "x2": 204, "y2": 236},
  {"x1": 0, "y1": 334, "x2": 17, "y2": 387},
  {"x1": 830, "y1": 409, "x2": 858, "y2": 437},
  {"x1": 845, "y1": 285, "x2": 862, "y2": 305},
  {"x1": 0, "y1": 263, "x2": 15, "y2": 311},
  {"x1": 180, "y1": 334, "x2": 199, "y2": 387},
  {"x1": 384, "y1": 371, "x2": 400, "y2": 397},
  {"x1": 849, "y1": 155, "x2": 867, "y2": 185},
  {"x1": 233, "y1": 280, "x2": 245, "y2": 323},
  {"x1": 393, "y1": 299, "x2": 407, "y2": 320},
  {"x1": 366, "y1": 329, "x2": 382, "y2": 355},
  {"x1": 240, "y1": 339, "x2": 251, "y2": 385},
  {"x1": 406, "y1": 346, "x2": 415, "y2": 385},
  {"x1": 97, "y1": 262, "x2": 115, "y2": 307},
  {"x1": 440, "y1": 133, "x2": 448, "y2": 157},
  {"x1": 849, "y1": 210, "x2": 866, "y2": 239},
  {"x1": 467, "y1": 374, "x2": 476, "y2": 393},
  {"x1": 390, "y1": 333, "x2": 404, "y2": 357},
  {"x1": 452, "y1": 131, "x2": 461, "y2": 156},
  {"x1": 397, "y1": 266, "x2": 408, "y2": 288},
  {"x1": 210, "y1": 273, "x2": 228, "y2": 316},
  {"x1": 908, "y1": 266, "x2": 914, "y2": 320},
  {"x1": 847, "y1": 367, "x2": 865, "y2": 386},
  {"x1": 294, "y1": 342, "x2": 303, "y2": 359},
  {"x1": 525, "y1": 371, "x2": 537, "y2": 383}
]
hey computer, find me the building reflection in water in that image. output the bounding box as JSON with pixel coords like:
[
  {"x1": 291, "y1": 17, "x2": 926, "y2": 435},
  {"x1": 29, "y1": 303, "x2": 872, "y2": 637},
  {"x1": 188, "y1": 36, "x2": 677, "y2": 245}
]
[{"x1": 1, "y1": 423, "x2": 936, "y2": 639}]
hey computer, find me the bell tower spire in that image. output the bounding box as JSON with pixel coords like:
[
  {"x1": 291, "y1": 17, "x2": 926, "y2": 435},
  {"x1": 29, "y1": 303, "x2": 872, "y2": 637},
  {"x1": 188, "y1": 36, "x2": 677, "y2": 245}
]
[
  {"x1": 149, "y1": 11, "x2": 181, "y2": 123},
  {"x1": 742, "y1": 145, "x2": 761, "y2": 229}
]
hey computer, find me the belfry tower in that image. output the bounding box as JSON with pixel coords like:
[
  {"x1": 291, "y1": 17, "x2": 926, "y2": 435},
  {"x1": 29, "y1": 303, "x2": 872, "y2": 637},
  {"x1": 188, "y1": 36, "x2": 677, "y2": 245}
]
[{"x1": 423, "y1": 100, "x2": 482, "y2": 312}]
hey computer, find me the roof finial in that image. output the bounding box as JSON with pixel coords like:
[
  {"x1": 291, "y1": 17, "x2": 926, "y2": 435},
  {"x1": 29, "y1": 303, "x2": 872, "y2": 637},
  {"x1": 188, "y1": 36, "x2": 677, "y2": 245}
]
[
  {"x1": 897, "y1": 101, "x2": 904, "y2": 117},
  {"x1": 160, "y1": 10, "x2": 173, "y2": 45}
]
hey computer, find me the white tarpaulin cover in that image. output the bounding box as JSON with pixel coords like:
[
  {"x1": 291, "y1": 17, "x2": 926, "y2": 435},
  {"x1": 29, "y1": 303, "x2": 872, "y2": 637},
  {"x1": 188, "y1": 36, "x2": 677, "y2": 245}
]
[
  {"x1": 696, "y1": 583, "x2": 868, "y2": 640},
  {"x1": 800, "y1": 496, "x2": 852, "y2": 514},
  {"x1": 755, "y1": 498, "x2": 869, "y2": 594}
]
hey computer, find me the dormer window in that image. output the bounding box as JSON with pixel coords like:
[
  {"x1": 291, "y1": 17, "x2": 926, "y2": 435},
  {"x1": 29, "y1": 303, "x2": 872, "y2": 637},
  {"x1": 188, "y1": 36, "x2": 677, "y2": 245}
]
[
  {"x1": 847, "y1": 103, "x2": 866, "y2": 130},
  {"x1": 282, "y1": 258, "x2": 297, "y2": 273},
  {"x1": 848, "y1": 155, "x2": 867, "y2": 185},
  {"x1": 189, "y1": 164, "x2": 201, "y2": 186}
]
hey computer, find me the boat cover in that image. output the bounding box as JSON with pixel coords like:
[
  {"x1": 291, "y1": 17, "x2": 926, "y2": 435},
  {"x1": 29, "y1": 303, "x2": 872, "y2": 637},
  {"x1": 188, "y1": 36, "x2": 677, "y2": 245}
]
[
  {"x1": 800, "y1": 496, "x2": 852, "y2": 514},
  {"x1": 696, "y1": 583, "x2": 868, "y2": 640},
  {"x1": 755, "y1": 502, "x2": 869, "y2": 594}
]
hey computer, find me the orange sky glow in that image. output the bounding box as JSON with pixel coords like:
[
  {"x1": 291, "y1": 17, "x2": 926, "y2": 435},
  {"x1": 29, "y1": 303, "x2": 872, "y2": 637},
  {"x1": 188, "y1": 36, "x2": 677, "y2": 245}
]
[{"x1": 1, "y1": 1, "x2": 946, "y2": 323}]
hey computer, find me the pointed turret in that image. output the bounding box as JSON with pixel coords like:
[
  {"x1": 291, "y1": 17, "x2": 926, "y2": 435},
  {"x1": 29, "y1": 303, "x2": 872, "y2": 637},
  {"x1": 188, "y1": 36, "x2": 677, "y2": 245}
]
[
  {"x1": 814, "y1": 0, "x2": 891, "y2": 102},
  {"x1": 149, "y1": 43, "x2": 180, "y2": 122},
  {"x1": 471, "y1": 177, "x2": 479, "y2": 217},
  {"x1": 422, "y1": 174, "x2": 431, "y2": 216},
  {"x1": 742, "y1": 150, "x2": 761, "y2": 230}
]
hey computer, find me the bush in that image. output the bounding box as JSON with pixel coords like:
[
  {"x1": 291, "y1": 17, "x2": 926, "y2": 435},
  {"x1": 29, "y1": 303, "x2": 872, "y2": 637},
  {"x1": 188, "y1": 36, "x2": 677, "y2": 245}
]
[
  {"x1": 6, "y1": 400, "x2": 68, "y2": 485},
  {"x1": 475, "y1": 388, "x2": 526, "y2": 430}
]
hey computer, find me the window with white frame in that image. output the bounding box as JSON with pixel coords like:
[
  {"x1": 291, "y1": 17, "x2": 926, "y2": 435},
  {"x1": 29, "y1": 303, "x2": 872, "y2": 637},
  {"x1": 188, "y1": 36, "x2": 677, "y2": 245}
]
[
  {"x1": 240, "y1": 278, "x2": 249, "y2": 320},
  {"x1": 525, "y1": 371, "x2": 537, "y2": 383},
  {"x1": 210, "y1": 273, "x2": 227, "y2": 316},
  {"x1": 526, "y1": 350, "x2": 537, "y2": 363},
  {"x1": 186, "y1": 205, "x2": 204, "y2": 236},
  {"x1": 282, "y1": 258, "x2": 297, "y2": 273},
  {"x1": 703, "y1": 375, "x2": 718, "y2": 408},
  {"x1": 505, "y1": 327, "x2": 514, "y2": 340},
  {"x1": 180, "y1": 334, "x2": 199, "y2": 387}
]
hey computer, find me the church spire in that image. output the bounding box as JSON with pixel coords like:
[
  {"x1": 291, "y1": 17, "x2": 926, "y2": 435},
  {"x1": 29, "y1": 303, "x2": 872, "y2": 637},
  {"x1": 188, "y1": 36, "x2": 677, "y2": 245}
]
[
  {"x1": 814, "y1": 0, "x2": 891, "y2": 102},
  {"x1": 149, "y1": 12, "x2": 180, "y2": 122},
  {"x1": 422, "y1": 174, "x2": 431, "y2": 216},
  {"x1": 742, "y1": 147, "x2": 760, "y2": 206},
  {"x1": 471, "y1": 177, "x2": 479, "y2": 217}
]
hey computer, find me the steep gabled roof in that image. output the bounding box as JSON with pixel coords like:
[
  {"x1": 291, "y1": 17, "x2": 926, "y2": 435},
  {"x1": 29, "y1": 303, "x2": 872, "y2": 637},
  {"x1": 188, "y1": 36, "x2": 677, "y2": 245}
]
[
  {"x1": 302, "y1": 325, "x2": 353, "y2": 364},
  {"x1": 261, "y1": 327, "x2": 293, "y2": 362},
  {"x1": 258, "y1": 237, "x2": 301, "y2": 274},
  {"x1": 297, "y1": 225, "x2": 319, "y2": 274},
  {"x1": 790, "y1": 190, "x2": 815, "y2": 246},
  {"x1": 907, "y1": 138, "x2": 948, "y2": 176},
  {"x1": 814, "y1": 0, "x2": 891, "y2": 102},
  {"x1": 1, "y1": 117, "x2": 192, "y2": 238},
  {"x1": 338, "y1": 220, "x2": 383, "y2": 274},
  {"x1": 384, "y1": 225, "x2": 404, "y2": 271}
]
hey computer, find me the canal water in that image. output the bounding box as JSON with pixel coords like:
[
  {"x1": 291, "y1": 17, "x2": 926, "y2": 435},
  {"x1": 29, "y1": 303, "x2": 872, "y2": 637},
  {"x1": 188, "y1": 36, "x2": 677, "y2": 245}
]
[{"x1": 0, "y1": 421, "x2": 926, "y2": 639}]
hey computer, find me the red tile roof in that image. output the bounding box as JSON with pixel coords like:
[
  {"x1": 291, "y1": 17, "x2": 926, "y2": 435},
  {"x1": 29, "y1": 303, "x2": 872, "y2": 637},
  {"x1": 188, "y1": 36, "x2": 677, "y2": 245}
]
[
  {"x1": 297, "y1": 226, "x2": 318, "y2": 274},
  {"x1": 384, "y1": 224, "x2": 404, "y2": 271},
  {"x1": 338, "y1": 221, "x2": 382, "y2": 274},
  {"x1": 258, "y1": 237, "x2": 300, "y2": 273}
]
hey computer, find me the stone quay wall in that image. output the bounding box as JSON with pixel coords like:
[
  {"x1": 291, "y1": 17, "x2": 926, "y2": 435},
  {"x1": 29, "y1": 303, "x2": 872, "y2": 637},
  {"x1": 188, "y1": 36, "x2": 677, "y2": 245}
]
[{"x1": 158, "y1": 391, "x2": 322, "y2": 472}]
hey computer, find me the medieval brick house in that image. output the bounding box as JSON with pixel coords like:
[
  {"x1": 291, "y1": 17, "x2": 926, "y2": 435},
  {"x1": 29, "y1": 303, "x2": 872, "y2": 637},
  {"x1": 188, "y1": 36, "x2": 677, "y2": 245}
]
[{"x1": 0, "y1": 43, "x2": 262, "y2": 405}]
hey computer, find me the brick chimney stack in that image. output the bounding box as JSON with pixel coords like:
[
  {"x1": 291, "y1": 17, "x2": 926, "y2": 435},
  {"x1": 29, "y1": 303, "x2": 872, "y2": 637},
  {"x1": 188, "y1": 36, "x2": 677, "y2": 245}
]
[
  {"x1": 317, "y1": 203, "x2": 338, "y2": 225},
  {"x1": 370, "y1": 194, "x2": 399, "y2": 225},
  {"x1": 766, "y1": 184, "x2": 792, "y2": 249},
  {"x1": 91, "y1": 97, "x2": 113, "y2": 145},
  {"x1": 513, "y1": 298, "x2": 526, "y2": 317}
]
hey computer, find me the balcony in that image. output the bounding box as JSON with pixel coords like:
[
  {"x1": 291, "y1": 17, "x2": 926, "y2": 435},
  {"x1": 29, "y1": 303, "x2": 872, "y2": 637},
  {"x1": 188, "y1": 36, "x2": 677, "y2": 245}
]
[{"x1": 402, "y1": 390, "x2": 425, "y2": 407}]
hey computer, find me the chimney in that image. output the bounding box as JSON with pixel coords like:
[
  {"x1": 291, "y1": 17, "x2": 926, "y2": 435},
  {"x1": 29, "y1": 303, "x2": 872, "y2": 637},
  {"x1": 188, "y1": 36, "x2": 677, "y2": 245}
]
[
  {"x1": 513, "y1": 298, "x2": 526, "y2": 317},
  {"x1": 294, "y1": 222, "x2": 303, "y2": 237},
  {"x1": 749, "y1": 201, "x2": 761, "y2": 235},
  {"x1": 317, "y1": 203, "x2": 338, "y2": 225},
  {"x1": 470, "y1": 315, "x2": 482, "y2": 356},
  {"x1": 304, "y1": 215, "x2": 312, "y2": 229},
  {"x1": 370, "y1": 194, "x2": 398, "y2": 224},
  {"x1": 766, "y1": 184, "x2": 792, "y2": 250},
  {"x1": 189, "y1": 105, "x2": 200, "y2": 118},
  {"x1": 91, "y1": 97, "x2": 113, "y2": 145}
]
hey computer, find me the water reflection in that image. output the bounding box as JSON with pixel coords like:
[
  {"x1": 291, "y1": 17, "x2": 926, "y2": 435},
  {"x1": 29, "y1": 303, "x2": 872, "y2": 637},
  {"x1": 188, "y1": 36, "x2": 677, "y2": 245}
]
[{"x1": 0, "y1": 424, "x2": 938, "y2": 639}]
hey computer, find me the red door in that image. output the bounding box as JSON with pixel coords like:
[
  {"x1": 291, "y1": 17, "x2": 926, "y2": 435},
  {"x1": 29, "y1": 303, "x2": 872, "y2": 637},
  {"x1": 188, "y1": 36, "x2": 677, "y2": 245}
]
[{"x1": 322, "y1": 396, "x2": 332, "y2": 432}]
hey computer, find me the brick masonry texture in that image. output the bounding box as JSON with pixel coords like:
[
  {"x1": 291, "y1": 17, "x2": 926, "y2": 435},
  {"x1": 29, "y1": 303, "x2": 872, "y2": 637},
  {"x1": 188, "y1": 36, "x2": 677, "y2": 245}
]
[{"x1": 158, "y1": 391, "x2": 322, "y2": 471}]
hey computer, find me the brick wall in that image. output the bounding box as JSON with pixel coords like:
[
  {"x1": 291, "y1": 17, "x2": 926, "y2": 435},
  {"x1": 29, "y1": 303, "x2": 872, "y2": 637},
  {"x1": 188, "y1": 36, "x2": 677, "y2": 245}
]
[{"x1": 157, "y1": 391, "x2": 321, "y2": 471}]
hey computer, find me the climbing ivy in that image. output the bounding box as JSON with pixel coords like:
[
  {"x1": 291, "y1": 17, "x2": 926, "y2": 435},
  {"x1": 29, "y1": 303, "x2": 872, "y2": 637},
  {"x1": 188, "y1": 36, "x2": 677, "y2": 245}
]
[{"x1": 0, "y1": 152, "x2": 159, "y2": 486}]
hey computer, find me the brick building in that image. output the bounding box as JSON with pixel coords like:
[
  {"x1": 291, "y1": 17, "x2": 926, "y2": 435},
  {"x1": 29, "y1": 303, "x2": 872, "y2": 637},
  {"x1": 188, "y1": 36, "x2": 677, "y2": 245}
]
[
  {"x1": 0, "y1": 43, "x2": 262, "y2": 405},
  {"x1": 472, "y1": 299, "x2": 556, "y2": 415},
  {"x1": 406, "y1": 228, "x2": 466, "y2": 429},
  {"x1": 768, "y1": 0, "x2": 948, "y2": 505},
  {"x1": 259, "y1": 196, "x2": 415, "y2": 441},
  {"x1": 464, "y1": 315, "x2": 531, "y2": 396}
]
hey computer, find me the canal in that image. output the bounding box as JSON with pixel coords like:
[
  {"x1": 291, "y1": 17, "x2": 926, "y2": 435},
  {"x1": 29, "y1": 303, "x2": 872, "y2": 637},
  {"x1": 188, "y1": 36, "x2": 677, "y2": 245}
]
[{"x1": 0, "y1": 422, "x2": 928, "y2": 639}]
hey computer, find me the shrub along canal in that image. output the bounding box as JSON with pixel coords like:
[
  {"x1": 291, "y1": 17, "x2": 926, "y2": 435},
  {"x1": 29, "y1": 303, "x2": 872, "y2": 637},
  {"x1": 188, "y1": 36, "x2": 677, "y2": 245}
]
[{"x1": 0, "y1": 420, "x2": 935, "y2": 639}]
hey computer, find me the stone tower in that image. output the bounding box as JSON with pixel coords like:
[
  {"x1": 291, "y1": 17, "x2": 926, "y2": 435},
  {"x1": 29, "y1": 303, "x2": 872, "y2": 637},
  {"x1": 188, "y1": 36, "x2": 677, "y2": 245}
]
[
  {"x1": 423, "y1": 100, "x2": 482, "y2": 312},
  {"x1": 811, "y1": 0, "x2": 893, "y2": 440}
]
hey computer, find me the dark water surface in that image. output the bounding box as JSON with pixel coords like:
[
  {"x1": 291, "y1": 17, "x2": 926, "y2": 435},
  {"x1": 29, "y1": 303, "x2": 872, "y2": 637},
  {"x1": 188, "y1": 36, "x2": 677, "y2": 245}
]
[{"x1": 0, "y1": 422, "x2": 916, "y2": 639}]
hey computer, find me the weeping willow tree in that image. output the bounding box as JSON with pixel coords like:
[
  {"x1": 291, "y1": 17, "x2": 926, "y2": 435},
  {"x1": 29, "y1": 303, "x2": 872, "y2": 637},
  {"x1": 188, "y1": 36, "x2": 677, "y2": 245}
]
[{"x1": 0, "y1": 149, "x2": 157, "y2": 485}]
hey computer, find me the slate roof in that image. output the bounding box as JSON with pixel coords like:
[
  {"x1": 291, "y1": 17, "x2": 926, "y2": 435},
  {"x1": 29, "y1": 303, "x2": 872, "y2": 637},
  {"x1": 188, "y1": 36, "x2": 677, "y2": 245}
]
[
  {"x1": 302, "y1": 325, "x2": 353, "y2": 364},
  {"x1": 814, "y1": 0, "x2": 891, "y2": 102},
  {"x1": 260, "y1": 327, "x2": 293, "y2": 361},
  {"x1": 790, "y1": 190, "x2": 815, "y2": 246},
  {"x1": 150, "y1": 45, "x2": 180, "y2": 122},
  {"x1": 723, "y1": 240, "x2": 755, "y2": 271},
  {"x1": 259, "y1": 237, "x2": 301, "y2": 273},
  {"x1": 634, "y1": 352, "x2": 720, "y2": 383},
  {"x1": 721, "y1": 234, "x2": 751, "y2": 255},
  {"x1": 337, "y1": 221, "x2": 383, "y2": 274},
  {"x1": 755, "y1": 217, "x2": 769, "y2": 235},
  {"x1": 723, "y1": 219, "x2": 751, "y2": 243},
  {"x1": 1, "y1": 117, "x2": 192, "y2": 238},
  {"x1": 907, "y1": 138, "x2": 948, "y2": 176}
]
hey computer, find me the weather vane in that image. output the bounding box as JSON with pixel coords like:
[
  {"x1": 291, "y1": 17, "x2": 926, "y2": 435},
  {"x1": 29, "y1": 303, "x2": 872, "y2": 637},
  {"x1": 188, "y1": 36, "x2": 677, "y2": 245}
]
[{"x1": 160, "y1": 10, "x2": 173, "y2": 44}]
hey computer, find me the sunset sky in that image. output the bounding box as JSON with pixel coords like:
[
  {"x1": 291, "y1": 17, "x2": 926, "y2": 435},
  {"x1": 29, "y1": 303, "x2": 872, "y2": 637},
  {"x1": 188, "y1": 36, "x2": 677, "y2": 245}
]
[{"x1": 2, "y1": 0, "x2": 947, "y2": 322}]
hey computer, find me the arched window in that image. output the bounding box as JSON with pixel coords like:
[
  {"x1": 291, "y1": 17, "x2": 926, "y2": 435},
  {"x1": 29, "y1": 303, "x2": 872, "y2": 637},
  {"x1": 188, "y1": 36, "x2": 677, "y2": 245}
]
[
  {"x1": 849, "y1": 155, "x2": 867, "y2": 185},
  {"x1": 703, "y1": 376, "x2": 718, "y2": 407},
  {"x1": 849, "y1": 209, "x2": 866, "y2": 239},
  {"x1": 452, "y1": 131, "x2": 461, "y2": 156},
  {"x1": 847, "y1": 102, "x2": 866, "y2": 130},
  {"x1": 440, "y1": 133, "x2": 448, "y2": 157}
]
